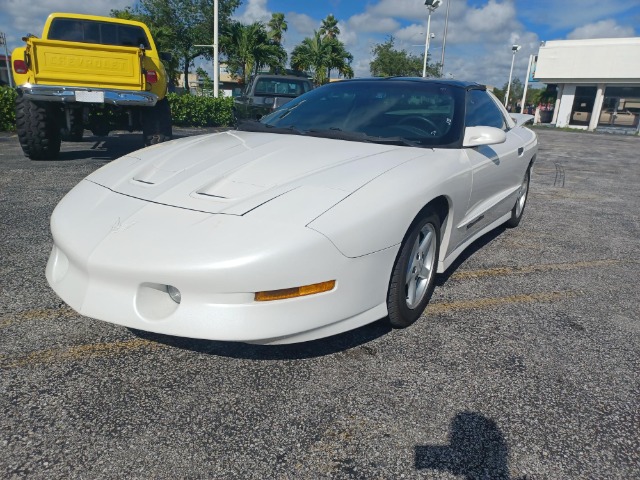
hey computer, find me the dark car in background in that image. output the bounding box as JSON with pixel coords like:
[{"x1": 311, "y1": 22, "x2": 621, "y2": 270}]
[{"x1": 234, "y1": 74, "x2": 313, "y2": 121}]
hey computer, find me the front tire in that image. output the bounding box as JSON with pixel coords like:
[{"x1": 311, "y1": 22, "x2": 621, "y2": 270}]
[
  {"x1": 387, "y1": 211, "x2": 441, "y2": 328},
  {"x1": 15, "y1": 95, "x2": 61, "y2": 160},
  {"x1": 505, "y1": 168, "x2": 530, "y2": 228}
]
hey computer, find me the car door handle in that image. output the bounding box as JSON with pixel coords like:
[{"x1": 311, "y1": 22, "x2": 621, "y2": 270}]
[{"x1": 518, "y1": 147, "x2": 524, "y2": 156}]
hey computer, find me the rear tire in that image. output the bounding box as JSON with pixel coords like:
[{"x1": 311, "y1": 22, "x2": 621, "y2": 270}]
[
  {"x1": 387, "y1": 211, "x2": 441, "y2": 328},
  {"x1": 505, "y1": 168, "x2": 530, "y2": 228},
  {"x1": 15, "y1": 95, "x2": 61, "y2": 160},
  {"x1": 143, "y1": 97, "x2": 173, "y2": 146}
]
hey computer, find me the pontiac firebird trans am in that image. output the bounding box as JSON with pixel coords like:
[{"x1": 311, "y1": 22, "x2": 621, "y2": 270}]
[{"x1": 46, "y1": 78, "x2": 538, "y2": 344}]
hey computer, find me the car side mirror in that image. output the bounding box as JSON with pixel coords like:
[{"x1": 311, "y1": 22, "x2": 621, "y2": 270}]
[
  {"x1": 463, "y1": 126, "x2": 507, "y2": 147},
  {"x1": 160, "y1": 52, "x2": 172, "y2": 62}
]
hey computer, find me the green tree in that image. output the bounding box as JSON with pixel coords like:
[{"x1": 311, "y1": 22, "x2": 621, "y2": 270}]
[
  {"x1": 114, "y1": 0, "x2": 241, "y2": 89},
  {"x1": 370, "y1": 36, "x2": 440, "y2": 78},
  {"x1": 319, "y1": 14, "x2": 340, "y2": 39},
  {"x1": 223, "y1": 21, "x2": 287, "y2": 84},
  {"x1": 111, "y1": 6, "x2": 180, "y2": 85},
  {"x1": 267, "y1": 12, "x2": 287, "y2": 45},
  {"x1": 290, "y1": 31, "x2": 353, "y2": 85},
  {"x1": 494, "y1": 78, "x2": 524, "y2": 108}
]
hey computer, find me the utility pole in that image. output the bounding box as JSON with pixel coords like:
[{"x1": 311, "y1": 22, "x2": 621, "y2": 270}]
[
  {"x1": 440, "y1": 0, "x2": 451, "y2": 76},
  {"x1": 213, "y1": 0, "x2": 219, "y2": 98},
  {"x1": 195, "y1": 0, "x2": 219, "y2": 98}
]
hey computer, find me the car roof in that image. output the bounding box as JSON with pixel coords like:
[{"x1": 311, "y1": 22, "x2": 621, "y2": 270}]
[{"x1": 334, "y1": 77, "x2": 485, "y2": 90}]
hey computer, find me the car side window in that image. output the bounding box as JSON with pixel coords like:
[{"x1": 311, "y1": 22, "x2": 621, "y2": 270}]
[{"x1": 465, "y1": 89, "x2": 507, "y2": 130}]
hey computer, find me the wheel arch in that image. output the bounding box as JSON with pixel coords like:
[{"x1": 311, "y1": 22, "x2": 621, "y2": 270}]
[{"x1": 404, "y1": 194, "x2": 453, "y2": 267}]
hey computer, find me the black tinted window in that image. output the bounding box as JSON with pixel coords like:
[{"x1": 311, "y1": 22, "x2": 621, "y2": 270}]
[
  {"x1": 254, "y1": 78, "x2": 312, "y2": 97},
  {"x1": 259, "y1": 80, "x2": 465, "y2": 148},
  {"x1": 49, "y1": 19, "x2": 151, "y2": 49},
  {"x1": 465, "y1": 89, "x2": 506, "y2": 129}
]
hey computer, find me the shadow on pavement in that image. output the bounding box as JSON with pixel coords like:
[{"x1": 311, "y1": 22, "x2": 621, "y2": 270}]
[
  {"x1": 415, "y1": 411, "x2": 517, "y2": 479},
  {"x1": 129, "y1": 317, "x2": 392, "y2": 360}
]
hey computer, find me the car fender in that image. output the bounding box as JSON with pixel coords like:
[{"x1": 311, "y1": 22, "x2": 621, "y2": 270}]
[{"x1": 308, "y1": 149, "x2": 471, "y2": 259}]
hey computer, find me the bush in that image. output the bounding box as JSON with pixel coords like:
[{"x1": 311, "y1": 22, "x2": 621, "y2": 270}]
[
  {"x1": 0, "y1": 86, "x2": 17, "y2": 131},
  {"x1": 167, "y1": 93, "x2": 234, "y2": 127},
  {"x1": 0, "y1": 89, "x2": 234, "y2": 131}
]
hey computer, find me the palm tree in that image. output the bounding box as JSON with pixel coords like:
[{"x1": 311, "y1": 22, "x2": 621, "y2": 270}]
[
  {"x1": 325, "y1": 36, "x2": 353, "y2": 82},
  {"x1": 319, "y1": 14, "x2": 340, "y2": 39},
  {"x1": 267, "y1": 12, "x2": 287, "y2": 45},
  {"x1": 291, "y1": 31, "x2": 353, "y2": 85},
  {"x1": 222, "y1": 21, "x2": 287, "y2": 84}
]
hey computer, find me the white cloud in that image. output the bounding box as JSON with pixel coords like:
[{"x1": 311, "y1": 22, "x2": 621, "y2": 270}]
[
  {"x1": 567, "y1": 19, "x2": 636, "y2": 40},
  {"x1": 348, "y1": 13, "x2": 400, "y2": 34},
  {"x1": 235, "y1": 0, "x2": 271, "y2": 24}
]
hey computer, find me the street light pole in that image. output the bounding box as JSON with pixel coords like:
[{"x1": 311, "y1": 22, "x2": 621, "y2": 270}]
[
  {"x1": 422, "y1": 0, "x2": 442, "y2": 78},
  {"x1": 440, "y1": 0, "x2": 451, "y2": 76},
  {"x1": 213, "y1": 0, "x2": 219, "y2": 98},
  {"x1": 195, "y1": 0, "x2": 220, "y2": 98},
  {"x1": 504, "y1": 44, "x2": 521, "y2": 109}
]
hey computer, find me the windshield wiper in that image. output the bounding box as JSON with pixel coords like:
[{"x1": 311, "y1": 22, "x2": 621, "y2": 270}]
[
  {"x1": 237, "y1": 121, "x2": 304, "y2": 136},
  {"x1": 305, "y1": 128, "x2": 422, "y2": 147}
]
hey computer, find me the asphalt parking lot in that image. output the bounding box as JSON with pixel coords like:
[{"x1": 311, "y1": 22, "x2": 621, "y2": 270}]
[{"x1": 1, "y1": 127, "x2": 638, "y2": 479}]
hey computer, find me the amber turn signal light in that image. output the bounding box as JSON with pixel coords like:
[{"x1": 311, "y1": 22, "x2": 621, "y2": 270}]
[{"x1": 255, "y1": 280, "x2": 336, "y2": 302}]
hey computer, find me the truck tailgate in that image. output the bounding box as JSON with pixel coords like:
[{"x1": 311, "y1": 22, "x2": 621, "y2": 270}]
[{"x1": 29, "y1": 38, "x2": 143, "y2": 90}]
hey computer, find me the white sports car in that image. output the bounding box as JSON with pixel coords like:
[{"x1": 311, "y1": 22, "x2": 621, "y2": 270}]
[{"x1": 46, "y1": 78, "x2": 537, "y2": 344}]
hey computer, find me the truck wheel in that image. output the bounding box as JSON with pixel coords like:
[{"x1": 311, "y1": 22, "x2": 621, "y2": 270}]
[
  {"x1": 143, "y1": 97, "x2": 173, "y2": 146},
  {"x1": 15, "y1": 95, "x2": 61, "y2": 160}
]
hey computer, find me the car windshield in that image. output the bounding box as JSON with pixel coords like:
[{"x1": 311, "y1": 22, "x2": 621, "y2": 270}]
[{"x1": 245, "y1": 79, "x2": 465, "y2": 148}]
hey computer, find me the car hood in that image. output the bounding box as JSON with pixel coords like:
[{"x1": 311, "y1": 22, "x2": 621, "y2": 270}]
[{"x1": 87, "y1": 130, "x2": 422, "y2": 216}]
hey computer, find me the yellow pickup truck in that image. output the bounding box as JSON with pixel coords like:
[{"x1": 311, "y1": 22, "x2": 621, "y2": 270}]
[{"x1": 11, "y1": 12, "x2": 172, "y2": 159}]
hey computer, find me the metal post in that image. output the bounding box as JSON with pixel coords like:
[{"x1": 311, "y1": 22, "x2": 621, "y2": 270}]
[
  {"x1": 422, "y1": 10, "x2": 433, "y2": 78},
  {"x1": 0, "y1": 32, "x2": 13, "y2": 88},
  {"x1": 505, "y1": 50, "x2": 516, "y2": 108},
  {"x1": 213, "y1": 0, "x2": 219, "y2": 98},
  {"x1": 520, "y1": 54, "x2": 534, "y2": 114},
  {"x1": 440, "y1": 0, "x2": 451, "y2": 76}
]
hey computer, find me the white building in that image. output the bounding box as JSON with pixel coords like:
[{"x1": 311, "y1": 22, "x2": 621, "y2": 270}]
[{"x1": 534, "y1": 37, "x2": 640, "y2": 133}]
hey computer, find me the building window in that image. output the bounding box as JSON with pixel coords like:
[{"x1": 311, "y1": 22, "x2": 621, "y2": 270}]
[
  {"x1": 598, "y1": 86, "x2": 640, "y2": 128},
  {"x1": 570, "y1": 86, "x2": 597, "y2": 126}
]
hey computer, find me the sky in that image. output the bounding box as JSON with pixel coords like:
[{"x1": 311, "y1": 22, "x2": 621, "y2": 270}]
[{"x1": 1, "y1": 0, "x2": 639, "y2": 87}]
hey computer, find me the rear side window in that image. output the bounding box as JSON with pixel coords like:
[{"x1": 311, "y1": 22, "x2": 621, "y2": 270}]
[
  {"x1": 465, "y1": 89, "x2": 507, "y2": 130},
  {"x1": 48, "y1": 19, "x2": 151, "y2": 49},
  {"x1": 253, "y1": 78, "x2": 312, "y2": 97}
]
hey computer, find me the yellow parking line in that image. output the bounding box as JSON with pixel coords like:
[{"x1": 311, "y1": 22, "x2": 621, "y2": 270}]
[
  {"x1": 0, "y1": 306, "x2": 77, "y2": 329},
  {"x1": 450, "y1": 259, "x2": 620, "y2": 280},
  {"x1": 2, "y1": 291, "x2": 578, "y2": 369},
  {"x1": 426, "y1": 290, "x2": 575, "y2": 314},
  {"x1": 1, "y1": 338, "x2": 163, "y2": 369}
]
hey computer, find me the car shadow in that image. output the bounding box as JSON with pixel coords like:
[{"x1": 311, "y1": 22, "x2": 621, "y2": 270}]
[
  {"x1": 415, "y1": 411, "x2": 527, "y2": 479},
  {"x1": 435, "y1": 226, "x2": 506, "y2": 286},
  {"x1": 129, "y1": 318, "x2": 392, "y2": 360}
]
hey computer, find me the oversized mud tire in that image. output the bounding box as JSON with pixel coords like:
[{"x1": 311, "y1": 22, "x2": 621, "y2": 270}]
[
  {"x1": 142, "y1": 97, "x2": 173, "y2": 146},
  {"x1": 15, "y1": 95, "x2": 61, "y2": 160}
]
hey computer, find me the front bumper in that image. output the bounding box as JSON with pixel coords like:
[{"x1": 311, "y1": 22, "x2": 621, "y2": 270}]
[
  {"x1": 46, "y1": 181, "x2": 396, "y2": 344},
  {"x1": 19, "y1": 83, "x2": 158, "y2": 107}
]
